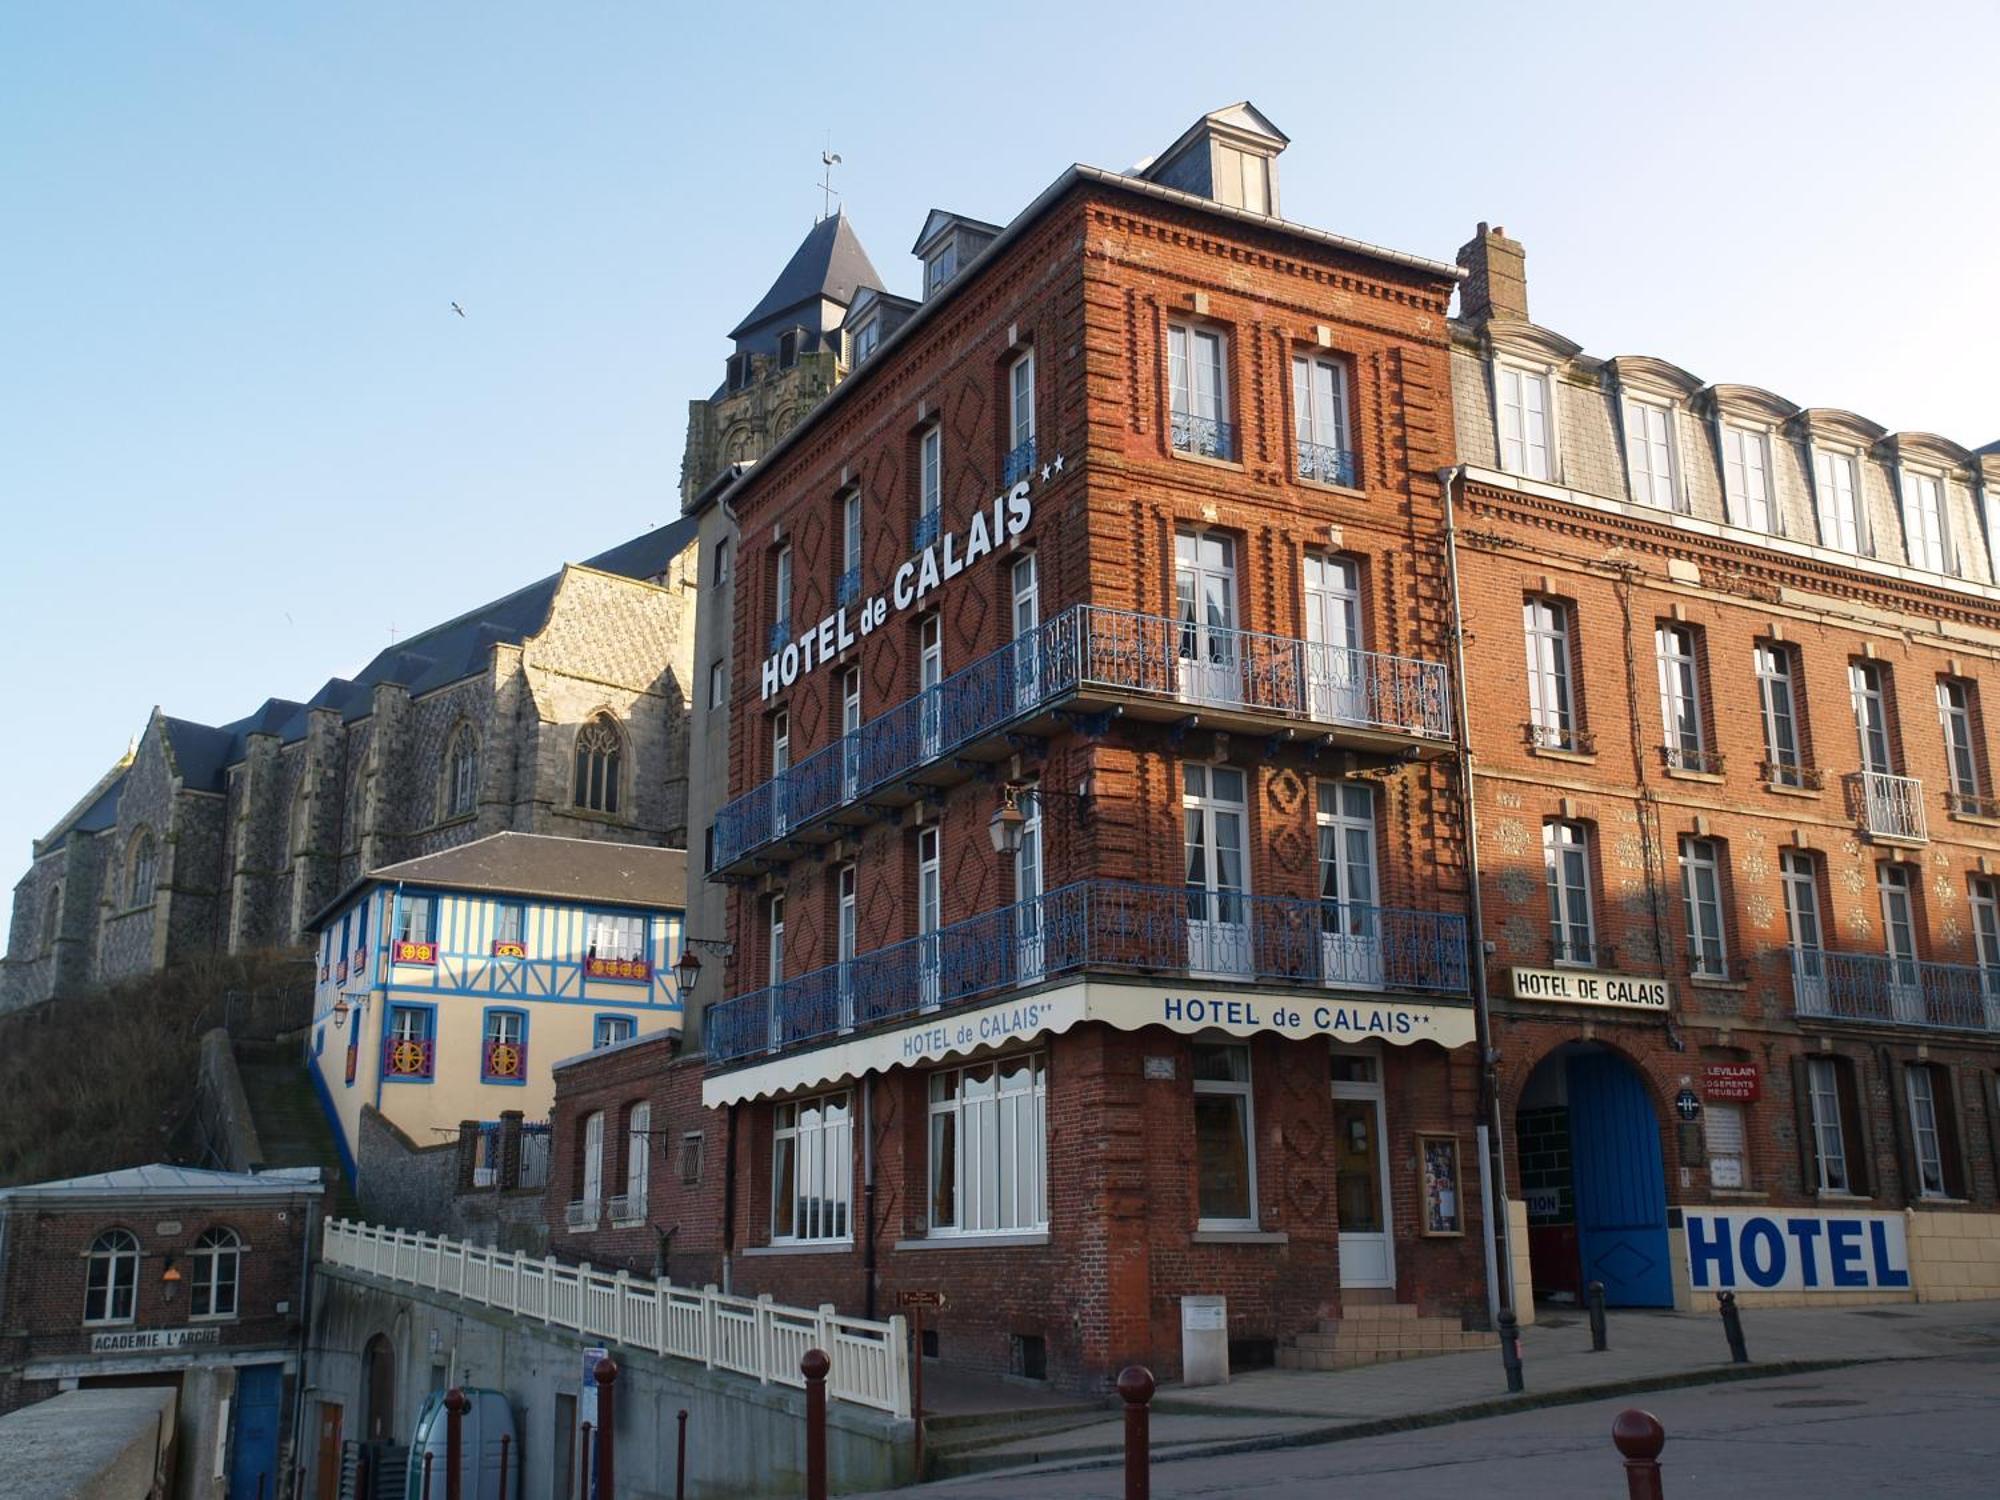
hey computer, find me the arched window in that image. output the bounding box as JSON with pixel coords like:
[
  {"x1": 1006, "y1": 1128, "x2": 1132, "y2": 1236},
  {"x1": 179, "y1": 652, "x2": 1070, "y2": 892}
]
[
  {"x1": 445, "y1": 725, "x2": 479, "y2": 819},
  {"x1": 84, "y1": 1229, "x2": 140, "y2": 1324},
  {"x1": 573, "y1": 715, "x2": 623, "y2": 815},
  {"x1": 40, "y1": 885, "x2": 62, "y2": 954},
  {"x1": 128, "y1": 831, "x2": 156, "y2": 907},
  {"x1": 190, "y1": 1227, "x2": 242, "y2": 1319}
]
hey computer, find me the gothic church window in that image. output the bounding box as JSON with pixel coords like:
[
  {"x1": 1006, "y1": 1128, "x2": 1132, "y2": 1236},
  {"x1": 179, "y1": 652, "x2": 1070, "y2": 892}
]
[
  {"x1": 128, "y1": 830, "x2": 156, "y2": 907},
  {"x1": 445, "y1": 725, "x2": 479, "y2": 819},
  {"x1": 574, "y1": 714, "x2": 624, "y2": 815}
]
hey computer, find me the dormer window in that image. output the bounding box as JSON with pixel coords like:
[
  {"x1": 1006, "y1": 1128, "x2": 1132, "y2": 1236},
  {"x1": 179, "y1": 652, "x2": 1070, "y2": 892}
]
[
  {"x1": 1495, "y1": 364, "x2": 1554, "y2": 481},
  {"x1": 726, "y1": 353, "x2": 750, "y2": 392},
  {"x1": 1812, "y1": 448, "x2": 1868, "y2": 555},
  {"x1": 1623, "y1": 397, "x2": 1682, "y2": 512},
  {"x1": 1900, "y1": 468, "x2": 1954, "y2": 574},
  {"x1": 778, "y1": 330, "x2": 799, "y2": 370},
  {"x1": 853, "y1": 319, "x2": 881, "y2": 363},
  {"x1": 925, "y1": 241, "x2": 958, "y2": 299},
  {"x1": 1720, "y1": 423, "x2": 1777, "y2": 534},
  {"x1": 1216, "y1": 144, "x2": 1270, "y2": 214}
]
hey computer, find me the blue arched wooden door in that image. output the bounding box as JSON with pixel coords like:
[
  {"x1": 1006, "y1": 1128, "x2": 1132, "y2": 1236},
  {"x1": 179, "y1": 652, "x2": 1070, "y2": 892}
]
[{"x1": 1565, "y1": 1051, "x2": 1672, "y2": 1307}]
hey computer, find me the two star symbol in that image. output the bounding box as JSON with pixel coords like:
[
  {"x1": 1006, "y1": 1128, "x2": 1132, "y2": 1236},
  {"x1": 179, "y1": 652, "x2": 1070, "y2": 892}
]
[{"x1": 1038, "y1": 453, "x2": 1067, "y2": 483}]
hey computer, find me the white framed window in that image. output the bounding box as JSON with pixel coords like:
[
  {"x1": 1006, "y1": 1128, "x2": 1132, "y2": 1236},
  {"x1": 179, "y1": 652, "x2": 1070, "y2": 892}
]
[
  {"x1": 1183, "y1": 763, "x2": 1250, "y2": 976},
  {"x1": 768, "y1": 894, "x2": 786, "y2": 986},
  {"x1": 774, "y1": 545, "x2": 793, "y2": 631},
  {"x1": 1495, "y1": 364, "x2": 1554, "y2": 480},
  {"x1": 713, "y1": 538, "x2": 730, "y2": 587},
  {"x1": 1292, "y1": 353, "x2": 1352, "y2": 485},
  {"x1": 1169, "y1": 324, "x2": 1232, "y2": 459},
  {"x1": 1523, "y1": 597, "x2": 1576, "y2": 749},
  {"x1": 1009, "y1": 349, "x2": 1035, "y2": 453},
  {"x1": 1720, "y1": 424, "x2": 1777, "y2": 533},
  {"x1": 84, "y1": 1229, "x2": 140, "y2": 1325},
  {"x1": 1901, "y1": 469, "x2": 1953, "y2": 574},
  {"x1": 1805, "y1": 1057, "x2": 1850, "y2": 1194},
  {"x1": 1544, "y1": 820, "x2": 1595, "y2": 966},
  {"x1": 917, "y1": 826, "x2": 942, "y2": 1009},
  {"x1": 1812, "y1": 449, "x2": 1866, "y2": 554},
  {"x1": 1655, "y1": 624, "x2": 1706, "y2": 769},
  {"x1": 588, "y1": 913, "x2": 646, "y2": 962},
  {"x1": 493, "y1": 904, "x2": 524, "y2": 947},
  {"x1": 1850, "y1": 661, "x2": 1893, "y2": 775},
  {"x1": 1680, "y1": 837, "x2": 1727, "y2": 978},
  {"x1": 841, "y1": 666, "x2": 862, "y2": 798},
  {"x1": 1782, "y1": 849, "x2": 1826, "y2": 1013},
  {"x1": 1192, "y1": 1042, "x2": 1257, "y2": 1229},
  {"x1": 623, "y1": 1102, "x2": 651, "y2": 1216},
  {"x1": 1972, "y1": 876, "x2": 2000, "y2": 995},
  {"x1": 928, "y1": 1054, "x2": 1048, "y2": 1236},
  {"x1": 919, "y1": 424, "x2": 942, "y2": 530},
  {"x1": 1756, "y1": 643, "x2": 1806, "y2": 784},
  {"x1": 1623, "y1": 398, "x2": 1680, "y2": 511},
  {"x1": 1704, "y1": 1102, "x2": 1747, "y2": 1190},
  {"x1": 772, "y1": 710, "x2": 790, "y2": 777},
  {"x1": 709, "y1": 659, "x2": 726, "y2": 711},
  {"x1": 773, "y1": 1091, "x2": 852, "y2": 1242},
  {"x1": 1904, "y1": 1067, "x2": 1948, "y2": 1200},
  {"x1": 842, "y1": 488, "x2": 863, "y2": 586},
  {"x1": 1937, "y1": 679, "x2": 1983, "y2": 804},
  {"x1": 593, "y1": 1015, "x2": 635, "y2": 1048},
  {"x1": 918, "y1": 613, "x2": 944, "y2": 758},
  {"x1": 853, "y1": 318, "x2": 880, "y2": 362},
  {"x1": 581, "y1": 1110, "x2": 605, "y2": 1210},
  {"x1": 837, "y1": 863, "x2": 858, "y2": 977},
  {"x1": 189, "y1": 1226, "x2": 241, "y2": 1320}
]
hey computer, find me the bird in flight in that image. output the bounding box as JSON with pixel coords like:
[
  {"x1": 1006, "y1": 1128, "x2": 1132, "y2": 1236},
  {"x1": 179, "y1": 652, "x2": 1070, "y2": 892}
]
[{"x1": 450, "y1": 302, "x2": 465, "y2": 318}]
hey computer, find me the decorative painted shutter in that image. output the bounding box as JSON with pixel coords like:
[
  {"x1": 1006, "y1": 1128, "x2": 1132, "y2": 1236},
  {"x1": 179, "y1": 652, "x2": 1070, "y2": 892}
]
[{"x1": 1791, "y1": 1055, "x2": 1819, "y2": 1195}]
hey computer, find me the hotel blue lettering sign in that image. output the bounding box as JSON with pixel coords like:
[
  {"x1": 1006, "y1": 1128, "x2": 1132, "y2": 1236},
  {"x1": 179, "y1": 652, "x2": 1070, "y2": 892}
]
[{"x1": 1684, "y1": 1209, "x2": 1911, "y2": 1293}]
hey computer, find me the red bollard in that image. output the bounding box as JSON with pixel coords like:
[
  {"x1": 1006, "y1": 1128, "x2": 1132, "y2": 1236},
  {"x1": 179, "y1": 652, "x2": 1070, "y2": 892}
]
[
  {"x1": 1117, "y1": 1366, "x2": 1155, "y2": 1500},
  {"x1": 595, "y1": 1358, "x2": 620, "y2": 1500},
  {"x1": 803, "y1": 1348, "x2": 830, "y2": 1500},
  {"x1": 498, "y1": 1433, "x2": 511, "y2": 1500},
  {"x1": 1613, "y1": 1409, "x2": 1666, "y2": 1500},
  {"x1": 444, "y1": 1388, "x2": 470, "y2": 1500},
  {"x1": 675, "y1": 1409, "x2": 689, "y2": 1500}
]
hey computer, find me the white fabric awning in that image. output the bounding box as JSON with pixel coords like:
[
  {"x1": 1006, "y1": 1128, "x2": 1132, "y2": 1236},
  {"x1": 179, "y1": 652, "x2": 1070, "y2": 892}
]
[{"x1": 702, "y1": 978, "x2": 1476, "y2": 1106}]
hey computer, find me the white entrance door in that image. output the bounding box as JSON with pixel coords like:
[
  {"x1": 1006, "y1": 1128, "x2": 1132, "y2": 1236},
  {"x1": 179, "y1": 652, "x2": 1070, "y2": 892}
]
[
  {"x1": 1317, "y1": 781, "x2": 1382, "y2": 987},
  {"x1": 1176, "y1": 531, "x2": 1242, "y2": 708},
  {"x1": 1304, "y1": 554, "x2": 1367, "y2": 725},
  {"x1": 918, "y1": 826, "x2": 942, "y2": 1009},
  {"x1": 1015, "y1": 792, "x2": 1044, "y2": 983},
  {"x1": 1878, "y1": 863, "x2": 1922, "y2": 1023},
  {"x1": 1012, "y1": 554, "x2": 1042, "y2": 711},
  {"x1": 1184, "y1": 764, "x2": 1251, "y2": 976},
  {"x1": 1332, "y1": 1051, "x2": 1395, "y2": 1288}
]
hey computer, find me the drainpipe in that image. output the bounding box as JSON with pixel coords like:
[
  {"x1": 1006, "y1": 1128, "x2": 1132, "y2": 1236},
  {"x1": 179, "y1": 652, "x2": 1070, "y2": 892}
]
[
  {"x1": 288, "y1": 1189, "x2": 320, "y2": 1500},
  {"x1": 862, "y1": 1073, "x2": 878, "y2": 1321},
  {"x1": 720, "y1": 1102, "x2": 738, "y2": 1296},
  {"x1": 1440, "y1": 465, "x2": 1516, "y2": 1326}
]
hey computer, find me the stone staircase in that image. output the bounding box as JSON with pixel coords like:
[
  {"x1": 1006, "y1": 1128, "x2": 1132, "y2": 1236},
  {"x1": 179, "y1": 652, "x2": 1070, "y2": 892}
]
[
  {"x1": 234, "y1": 1038, "x2": 360, "y2": 1221},
  {"x1": 1277, "y1": 1298, "x2": 1496, "y2": 1371}
]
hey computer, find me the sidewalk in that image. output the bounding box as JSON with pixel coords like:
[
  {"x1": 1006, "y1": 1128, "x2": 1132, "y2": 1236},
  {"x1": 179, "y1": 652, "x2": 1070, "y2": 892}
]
[{"x1": 903, "y1": 1299, "x2": 2000, "y2": 1485}]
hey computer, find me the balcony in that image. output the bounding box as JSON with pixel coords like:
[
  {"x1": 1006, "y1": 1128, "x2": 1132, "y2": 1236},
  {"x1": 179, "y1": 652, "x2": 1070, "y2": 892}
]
[
  {"x1": 1002, "y1": 435, "x2": 1038, "y2": 486},
  {"x1": 1660, "y1": 746, "x2": 1725, "y2": 776},
  {"x1": 1171, "y1": 411, "x2": 1236, "y2": 461},
  {"x1": 1791, "y1": 949, "x2": 2000, "y2": 1034},
  {"x1": 708, "y1": 879, "x2": 1468, "y2": 1064},
  {"x1": 1759, "y1": 759, "x2": 1823, "y2": 792},
  {"x1": 1523, "y1": 722, "x2": 1596, "y2": 756},
  {"x1": 1848, "y1": 770, "x2": 1928, "y2": 843},
  {"x1": 1946, "y1": 788, "x2": 2000, "y2": 820},
  {"x1": 837, "y1": 566, "x2": 862, "y2": 607},
  {"x1": 564, "y1": 1198, "x2": 600, "y2": 1231},
  {"x1": 713, "y1": 604, "x2": 1454, "y2": 871},
  {"x1": 608, "y1": 1192, "x2": 647, "y2": 1226},
  {"x1": 768, "y1": 619, "x2": 792, "y2": 654},
  {"x1": 914, "y1": 508, "x2": 941, "y2": 550},
  {"x1": 1296, "y1": 440, "x2": 1357, "y2": 488}
]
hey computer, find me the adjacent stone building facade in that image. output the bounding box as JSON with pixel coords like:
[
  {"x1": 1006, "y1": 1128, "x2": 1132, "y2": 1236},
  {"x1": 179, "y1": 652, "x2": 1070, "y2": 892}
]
[
  {"x1": 4, "y1": 525, "x2": 700, "y2": 1010},
  {"x1": 1450, "y1": 224, "x2": 2000, "y2": 1310}
]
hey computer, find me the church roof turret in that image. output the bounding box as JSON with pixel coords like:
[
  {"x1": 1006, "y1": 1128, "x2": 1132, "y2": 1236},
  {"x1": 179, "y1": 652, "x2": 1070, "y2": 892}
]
[{"x1": 727, "y1": 211, "x2": 885, "y2": 346}]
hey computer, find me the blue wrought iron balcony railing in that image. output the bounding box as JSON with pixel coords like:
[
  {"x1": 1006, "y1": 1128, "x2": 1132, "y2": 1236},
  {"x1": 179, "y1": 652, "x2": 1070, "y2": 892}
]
[
  {"x1": 913, "y1": 507, "x2": 941, "y2": 550},
  {"x1": 712, "y1": 603, "x2": 1453, "y2": 869},
  {"x1": 1171, "y1": 411, "x2": 1236, "y2": 461},
  {"x1": 1002, "y1": 435, "x2": 1039, "y2": 486},
  {"x1": 1296, "y1": 440, "x2": 1357, "y2": 488},
  {"x1": 706, "y1": 879, "x2": 1470, "y2": 1065},
  {"x1": 1791, "y1": 949, "x2": 2000, "y2": 1034},
  {"x1": 768, "y1": 619, "x2": 792, "y2": 653},
  {"x1": 837, "y1": 566, "x2": 863, "y2": 607}
]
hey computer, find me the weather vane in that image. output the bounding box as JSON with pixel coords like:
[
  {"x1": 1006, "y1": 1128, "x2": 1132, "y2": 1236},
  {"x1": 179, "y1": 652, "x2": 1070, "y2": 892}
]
[{"x1": 819, "y1": 139, "x2": 841, "y2": 222}]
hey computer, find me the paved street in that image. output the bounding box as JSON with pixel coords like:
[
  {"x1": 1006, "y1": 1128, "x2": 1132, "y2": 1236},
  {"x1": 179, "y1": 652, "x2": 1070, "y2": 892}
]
[{"x1": 893, "y1": 1353, "x2": 2000, "y2": 1496}]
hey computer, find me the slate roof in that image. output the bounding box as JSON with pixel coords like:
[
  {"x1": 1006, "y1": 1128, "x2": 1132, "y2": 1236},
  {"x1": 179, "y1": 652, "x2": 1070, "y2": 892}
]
[
  {"x1": 32, "y1": 756, "x2": 130, "y2": 856},
  {"x1": 0, "y1": 1163, "x2": 324, "y2": 1202},
  {"x1": 728, "y1": 212, "x2": 885, "y2": 344},
  {"x1": 308, "y1": 832, "x2": 686, "y2": 932}
]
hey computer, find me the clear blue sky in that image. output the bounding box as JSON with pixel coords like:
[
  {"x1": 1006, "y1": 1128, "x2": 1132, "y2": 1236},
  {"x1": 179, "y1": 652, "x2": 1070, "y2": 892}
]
[{"x1": 4, "y1": 1, "x2": 1996, "y2": 938}]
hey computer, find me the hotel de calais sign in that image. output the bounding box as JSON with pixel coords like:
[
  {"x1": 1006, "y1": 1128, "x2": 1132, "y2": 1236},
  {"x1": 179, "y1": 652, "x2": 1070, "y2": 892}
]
[
  {"x1": 759, "y1": 468, "x2": 1047, "y2": 701},
  {"x1": 1507, "y1": 965, "x2": 1671, "y2": 1012}
]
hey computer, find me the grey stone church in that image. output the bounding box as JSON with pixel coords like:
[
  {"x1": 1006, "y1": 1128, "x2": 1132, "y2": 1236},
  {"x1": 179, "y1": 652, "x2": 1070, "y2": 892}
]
[{"x1": 2, "y1": 525, "x2": 698, "y2": 1010}]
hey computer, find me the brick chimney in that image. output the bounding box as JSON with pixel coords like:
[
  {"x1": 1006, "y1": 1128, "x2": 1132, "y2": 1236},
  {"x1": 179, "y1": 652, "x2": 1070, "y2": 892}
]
[{"x1": 1456, "y1": 222, "x2": 1528, "y2": 324}]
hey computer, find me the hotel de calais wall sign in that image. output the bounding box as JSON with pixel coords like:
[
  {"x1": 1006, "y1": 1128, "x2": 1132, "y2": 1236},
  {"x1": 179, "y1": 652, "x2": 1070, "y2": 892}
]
[
  {"x1": 1507, "y1": 966, "x2": 1671, "y2": 1012},
  {"x1": 759, "y1": 470, "x2": 1044, "y2": 700}
]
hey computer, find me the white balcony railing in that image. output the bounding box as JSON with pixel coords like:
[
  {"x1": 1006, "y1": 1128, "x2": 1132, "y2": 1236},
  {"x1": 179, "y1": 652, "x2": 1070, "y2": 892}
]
[
  {"x1": 565, "y1": 1198, "x2": 600, "y2": 1231},
  {"x1": 1853, "y1": 770, "x2": 1928, "y2": 842},
  {"x1": 608, "y1": 1193, "x2": 647, "y2": 1226},
  {"x1": 322, "y1": 1217, "x2": 911, "y2": 1417}
]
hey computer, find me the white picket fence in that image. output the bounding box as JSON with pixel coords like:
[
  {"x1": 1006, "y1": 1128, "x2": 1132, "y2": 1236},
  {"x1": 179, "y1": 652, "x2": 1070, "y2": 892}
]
[{"x1": 322, "y1": 1217, "x2": 910, "y2": 1417}]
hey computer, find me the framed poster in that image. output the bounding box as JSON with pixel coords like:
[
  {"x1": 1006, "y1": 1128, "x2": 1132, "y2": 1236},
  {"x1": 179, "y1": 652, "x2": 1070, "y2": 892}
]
[{"x1": 1418, "y1": 1133, "x2": 1464, "y2": 1237}]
